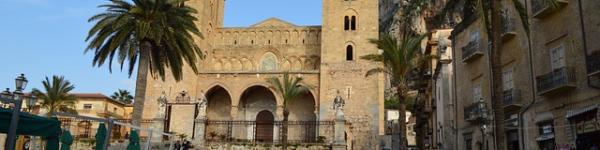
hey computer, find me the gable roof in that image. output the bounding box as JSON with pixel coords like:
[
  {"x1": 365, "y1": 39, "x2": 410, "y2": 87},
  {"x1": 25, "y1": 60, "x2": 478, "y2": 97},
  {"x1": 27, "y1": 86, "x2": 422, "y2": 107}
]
[{"x1": 250, "y1": 17, "x2": 297, "y2": 28}]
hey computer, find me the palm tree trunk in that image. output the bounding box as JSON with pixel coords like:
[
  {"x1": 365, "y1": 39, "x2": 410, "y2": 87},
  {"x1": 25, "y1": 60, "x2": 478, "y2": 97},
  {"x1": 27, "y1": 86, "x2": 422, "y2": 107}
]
[
  {"x1": 282, "y1": 107, "x2": 289, "y2": 150},
  {"x1": 490, "y1": 0, "x2": 506, "y2": 149},
  {"x1": 396, "y1": 87, "x2": 408, "y2": 150},
  {"x1": 131, "y1": 42, "x2": 151, "y2": 126}
]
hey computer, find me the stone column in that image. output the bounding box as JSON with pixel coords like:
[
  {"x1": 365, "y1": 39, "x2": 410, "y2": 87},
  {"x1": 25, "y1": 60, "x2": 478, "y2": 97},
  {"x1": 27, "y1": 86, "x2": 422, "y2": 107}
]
[
  {"x1": 332, "y1": 109, "x2": 346, "y2": 150},
  {"x1": 151, "y1": 118, "x2": 164, "y2": 143},
  {"x1": 193, "y1": 117, "x2": 206, "y2": 147}
]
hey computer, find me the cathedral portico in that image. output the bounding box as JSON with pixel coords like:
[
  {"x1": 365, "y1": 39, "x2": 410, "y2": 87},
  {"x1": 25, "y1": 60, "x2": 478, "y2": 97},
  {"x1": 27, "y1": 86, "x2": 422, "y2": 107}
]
[{"x1": 142, "y1": 0, "x2": 382, "y2": 148}]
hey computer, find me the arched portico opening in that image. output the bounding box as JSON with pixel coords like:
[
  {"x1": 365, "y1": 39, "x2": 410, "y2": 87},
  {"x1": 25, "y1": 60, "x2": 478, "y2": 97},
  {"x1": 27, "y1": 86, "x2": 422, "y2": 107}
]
[
  {"x1": 287, "y1": 90, "x2": 317, "y2": 142},
  {"x1": 206, "y1": 85, "x2": 232, "y2": 121},
  {"x1": 235, "y1": 85, "x2": 278, "y2": 142},
  {"x1": 204, "y1": 85, "x2": 233, "y2": 142}
]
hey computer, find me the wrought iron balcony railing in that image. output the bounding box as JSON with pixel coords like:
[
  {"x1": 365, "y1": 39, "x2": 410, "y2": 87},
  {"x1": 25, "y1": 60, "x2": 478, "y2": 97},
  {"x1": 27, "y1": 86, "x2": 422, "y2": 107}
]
[
  {"x1": 532, "y1": 0, "x2": 568, "y2": 18},
  {"x1": 503, "y1": 89, "x2": 522, "y2": 110},
  {"x1": 461, "y1": 40, "x2": 483, "y2": 62},
  {"x1": 588, "y1": 53, "x2": 600, "y2": 76},
  {"x1": 536, "y1": 67, "x2": 576, "y2": 95},
  {"x1": 464, "y1": 101, "x2": 487, "y2": 123},
  {"x1": 501, "y1": 18, "x2": 517, "y2": 41}
]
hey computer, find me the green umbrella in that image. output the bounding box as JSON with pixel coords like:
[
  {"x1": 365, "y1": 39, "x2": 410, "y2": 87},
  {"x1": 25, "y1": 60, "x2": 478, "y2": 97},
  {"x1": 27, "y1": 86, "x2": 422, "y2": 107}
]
[
  {"x1": 60, "y1": 130, "x2": 73, "y2": 150},
  {"x1": 95, "y1": 123, "x2": 107, "y2": 150},
  {"x1": 127, "y1": 130, "x2": 141, "y2": 150}
]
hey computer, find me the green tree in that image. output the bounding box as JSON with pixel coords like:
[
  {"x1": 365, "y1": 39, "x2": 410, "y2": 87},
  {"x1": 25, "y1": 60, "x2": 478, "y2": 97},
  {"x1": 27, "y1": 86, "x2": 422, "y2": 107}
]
[
  {"x1": 111, "y1": 89, "x2": 134, "y2": 104},
  {"x1": 362, "y1": 34, "x2": 427, "y2": 149},
  {"x1": 32, "y1": 76, "x2": 78, "y2": 117},
  {"x1": 86, "y1": 0, "x2": 204, "y2": 125},
  {"x1": 266, "y1": 73, "x2": 311, "y2": 149}
]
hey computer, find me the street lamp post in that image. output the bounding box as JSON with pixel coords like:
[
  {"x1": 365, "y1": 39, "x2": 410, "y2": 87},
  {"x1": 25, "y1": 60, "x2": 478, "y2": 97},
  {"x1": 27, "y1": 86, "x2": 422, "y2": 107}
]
[{"x1": 0, "y1": 74, "x2": 30, "y2": 150}]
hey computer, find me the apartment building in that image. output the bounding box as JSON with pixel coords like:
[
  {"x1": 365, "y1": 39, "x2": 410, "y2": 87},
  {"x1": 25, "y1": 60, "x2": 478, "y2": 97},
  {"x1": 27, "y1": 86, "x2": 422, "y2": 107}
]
[{"x1": 526, "y1": 0, "x2": 600, "y2": 149}]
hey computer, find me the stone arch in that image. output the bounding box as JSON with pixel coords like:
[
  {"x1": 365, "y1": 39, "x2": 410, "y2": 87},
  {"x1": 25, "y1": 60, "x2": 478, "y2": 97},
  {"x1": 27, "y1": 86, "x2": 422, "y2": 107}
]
[
  {"x1": 204, "y1": 84, "x2": 233, "y2": 121},
  {"x1": 241, "y1": 57, "x2": 253, "y2": 71},
  {"x1": 281, "y1": 59, "x2": 291, "y2": 71},
  {"x1": 291, "y1": 57, "x2": 303, "y2": 71},
  {"x1": 259, "y1": 52, "x2": 278, "y2": 71},
  {"x1": 231, "y1": 58, "x2": 243, "y2": 71},
  {"x1": 222, "y1": 58, "x2": 232, "y2": 71},
  {"x1": 345, "y1": 41, "x2": 356, "y2": 61},
  {"x1": 213, "y1": 58, "x2": 223, "y2": 71},
  {"x1": 236, "y1": 83, "x2": 283, "y2": 107},
  {"x1": 345, "y1": 9, "x2": 359, "y2": 31},
  {"x1": 303, "y1": 58, "x2": 314, "y2": 70}
]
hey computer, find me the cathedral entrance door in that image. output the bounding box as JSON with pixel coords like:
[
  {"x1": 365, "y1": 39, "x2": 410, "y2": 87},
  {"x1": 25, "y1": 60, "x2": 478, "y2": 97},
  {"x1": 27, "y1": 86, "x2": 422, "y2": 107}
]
[{"x1": 255, "y1": 110, "x2": 274, "y2": 142}]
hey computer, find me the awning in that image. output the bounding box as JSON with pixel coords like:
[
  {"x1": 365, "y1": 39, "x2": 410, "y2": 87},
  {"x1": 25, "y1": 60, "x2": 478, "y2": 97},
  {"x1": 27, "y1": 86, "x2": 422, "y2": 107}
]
[
  {"x1": 566, "y1": 104, "x2": 599, "y2": 119},
  {"x1": 535, "y1": 112, "x2": 554, "y2": 123}
]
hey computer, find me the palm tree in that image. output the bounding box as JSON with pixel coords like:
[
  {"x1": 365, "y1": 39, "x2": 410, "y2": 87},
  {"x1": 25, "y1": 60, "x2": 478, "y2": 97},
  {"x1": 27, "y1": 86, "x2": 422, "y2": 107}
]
[
  {"x1": 362, "y1": 34, "x2": 427, "y2": 150},
  {"x1": 86, "y1": 0, "x2": 204, "y2": 125},
  {"x1": 111, "y1": 89, "x2": 134, "y2": 104},
  {"x1": 266, "y1": 73, "x2": 311, "y2": 149},
  {"x1": 32, "y1": 76, "x2": 78, "y2": 117}
]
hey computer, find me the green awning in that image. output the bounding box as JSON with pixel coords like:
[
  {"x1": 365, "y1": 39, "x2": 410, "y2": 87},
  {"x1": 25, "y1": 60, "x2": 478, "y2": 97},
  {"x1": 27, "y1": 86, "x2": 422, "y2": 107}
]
[{"x1": 0, "y1": 108, "x2": 61, "y2": 150}]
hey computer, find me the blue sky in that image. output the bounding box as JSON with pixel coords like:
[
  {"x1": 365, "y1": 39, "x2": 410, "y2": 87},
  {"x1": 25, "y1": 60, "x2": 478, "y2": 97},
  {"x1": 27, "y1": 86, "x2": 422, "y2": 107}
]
[{"x1": 0, "y1": 0, "x2": 321, "y2": 96}]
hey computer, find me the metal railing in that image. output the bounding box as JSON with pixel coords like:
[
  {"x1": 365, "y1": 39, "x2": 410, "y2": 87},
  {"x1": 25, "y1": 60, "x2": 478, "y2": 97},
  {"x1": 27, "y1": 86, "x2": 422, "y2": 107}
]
[
  {"x1": 536, "y1": 67, "x2": 576, "y2": 94},
  {"x1": 502, "y1": 89, "x2": 521, "y2": 107},
  {"x1": 532, "y1": 0, "x2": 555, "y2": 15},
  {"x1": 59, "y1": 118, "x2": 156, "y2": 140},
  {"x1": 464, "y1": 101, "x2": 486, "y2": 122},
  {"x1": 204, "y1": 120, "x2": 334, "y2": 144},
  {"x1": 502, "y1": 18, "x2": 516, "y2": 35},
  {"x1": 461, "y1": 40, "x2": 482, "y2": 62}
]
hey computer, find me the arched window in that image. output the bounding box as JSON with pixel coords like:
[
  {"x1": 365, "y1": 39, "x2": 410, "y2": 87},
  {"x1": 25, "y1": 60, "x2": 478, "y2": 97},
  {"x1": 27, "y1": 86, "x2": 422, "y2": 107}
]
[
  {"x1": 260, "y1": 52, "x2": 278, "y2": 71},
  {"x1": 344, "y1": 16, "x2": 350, "y2": 30},
  {"x1": 351, "y1": 16, "x2": 357, "y2": 30},
  {"x1": 346, "y1": 45, "x2": 354, "y2": 61}
]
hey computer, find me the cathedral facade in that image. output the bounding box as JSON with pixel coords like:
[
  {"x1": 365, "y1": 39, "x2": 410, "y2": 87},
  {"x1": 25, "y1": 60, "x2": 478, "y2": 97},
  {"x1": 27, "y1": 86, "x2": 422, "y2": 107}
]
[{"x1": 140, "y1": 0, "x2": 384, "y2": 148}]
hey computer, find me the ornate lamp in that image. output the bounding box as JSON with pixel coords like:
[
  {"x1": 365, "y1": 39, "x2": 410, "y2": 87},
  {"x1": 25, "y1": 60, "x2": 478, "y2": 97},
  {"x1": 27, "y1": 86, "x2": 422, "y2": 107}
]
[
  {"x1": 0, "y1": 88, "x2": 11, "y2": 99},
  {"x1": 15, "y1": 74, "x2": 28, "y2": 91},
  {"x1": 26, "y1": 95, "x2": 37, "y2": 111}
]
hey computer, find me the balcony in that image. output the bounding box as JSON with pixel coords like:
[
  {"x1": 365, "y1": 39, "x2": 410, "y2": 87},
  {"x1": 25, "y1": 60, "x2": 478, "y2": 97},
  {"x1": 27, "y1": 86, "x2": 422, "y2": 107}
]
[
  {"x1": 536, "y1": 67, "x2": 576, "y2": 95},
  {"x1": 532, "y1": 0, "x2": 568, "y2": 18},
  {"x1": 501, "y1": 18, "x2": 517, "y2": 41},
  {"x1": 461, "y1": 40, "x2": 483, "y2": 62},
  {"x1": 504, "y1": 117, "x2": 519, "y2": 130},
  {"x1": 503, "y1": 89, "x2": 522, "y2": 111},
  {"x1": 97, "y1": 110, "x2": 124, "y2": 119},
  {"x1": 464, "y1": 101, "x2": 488, "y2": 123}
]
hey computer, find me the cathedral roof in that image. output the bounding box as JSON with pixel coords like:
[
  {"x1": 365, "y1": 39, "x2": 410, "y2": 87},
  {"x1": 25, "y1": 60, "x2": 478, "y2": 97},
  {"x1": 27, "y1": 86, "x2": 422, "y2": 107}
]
[{"x1": 250, "y1": 17, "x2": 297, "y2": 28}]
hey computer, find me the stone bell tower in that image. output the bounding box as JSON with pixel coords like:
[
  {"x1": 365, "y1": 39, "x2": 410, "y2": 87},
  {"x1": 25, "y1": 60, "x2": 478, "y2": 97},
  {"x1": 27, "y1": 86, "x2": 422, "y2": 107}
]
[{"x1": 320, "y1": 0, "x2": 384, "y2": 149}]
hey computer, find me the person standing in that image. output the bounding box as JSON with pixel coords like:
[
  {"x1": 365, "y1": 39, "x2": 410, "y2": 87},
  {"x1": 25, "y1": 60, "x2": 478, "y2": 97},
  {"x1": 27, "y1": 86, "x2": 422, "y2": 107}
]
[{"x1": 173, "y1": 140, "x2": 181, "y2": 150}]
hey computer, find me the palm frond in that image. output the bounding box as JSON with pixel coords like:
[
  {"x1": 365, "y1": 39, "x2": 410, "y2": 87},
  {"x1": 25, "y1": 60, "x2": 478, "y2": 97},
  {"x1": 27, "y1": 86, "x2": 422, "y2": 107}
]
[{"x1": 86, "y1": 0, "x2": 204, "y2": 81}]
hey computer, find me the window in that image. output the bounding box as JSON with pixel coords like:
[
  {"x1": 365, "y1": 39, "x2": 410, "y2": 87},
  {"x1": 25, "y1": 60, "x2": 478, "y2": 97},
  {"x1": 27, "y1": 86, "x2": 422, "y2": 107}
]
[
  {"x1": 351, "y1": 16, "x2": 357, "y2": 30},
  {"x1": 83, "y1": 104, "x2": 92, "y2": 109},
  {"x1": 473, "y1": 84, "x2": 482, "y2": 102},
  {"x1": 502, "y1": 70, "x2": 514, "y2": 91},
  {"x1": 346, "y1": 45, "x2": 354, "y2": 61},
  {"x1": 344, "y1": 16, "x2": 350, "y2": 30},
  {"x1": 470, "y1": 31, "x2": 480, "y2": 43},
  {"x1": 550, "y1": 44, "x2": 565, "y2": 70}
]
